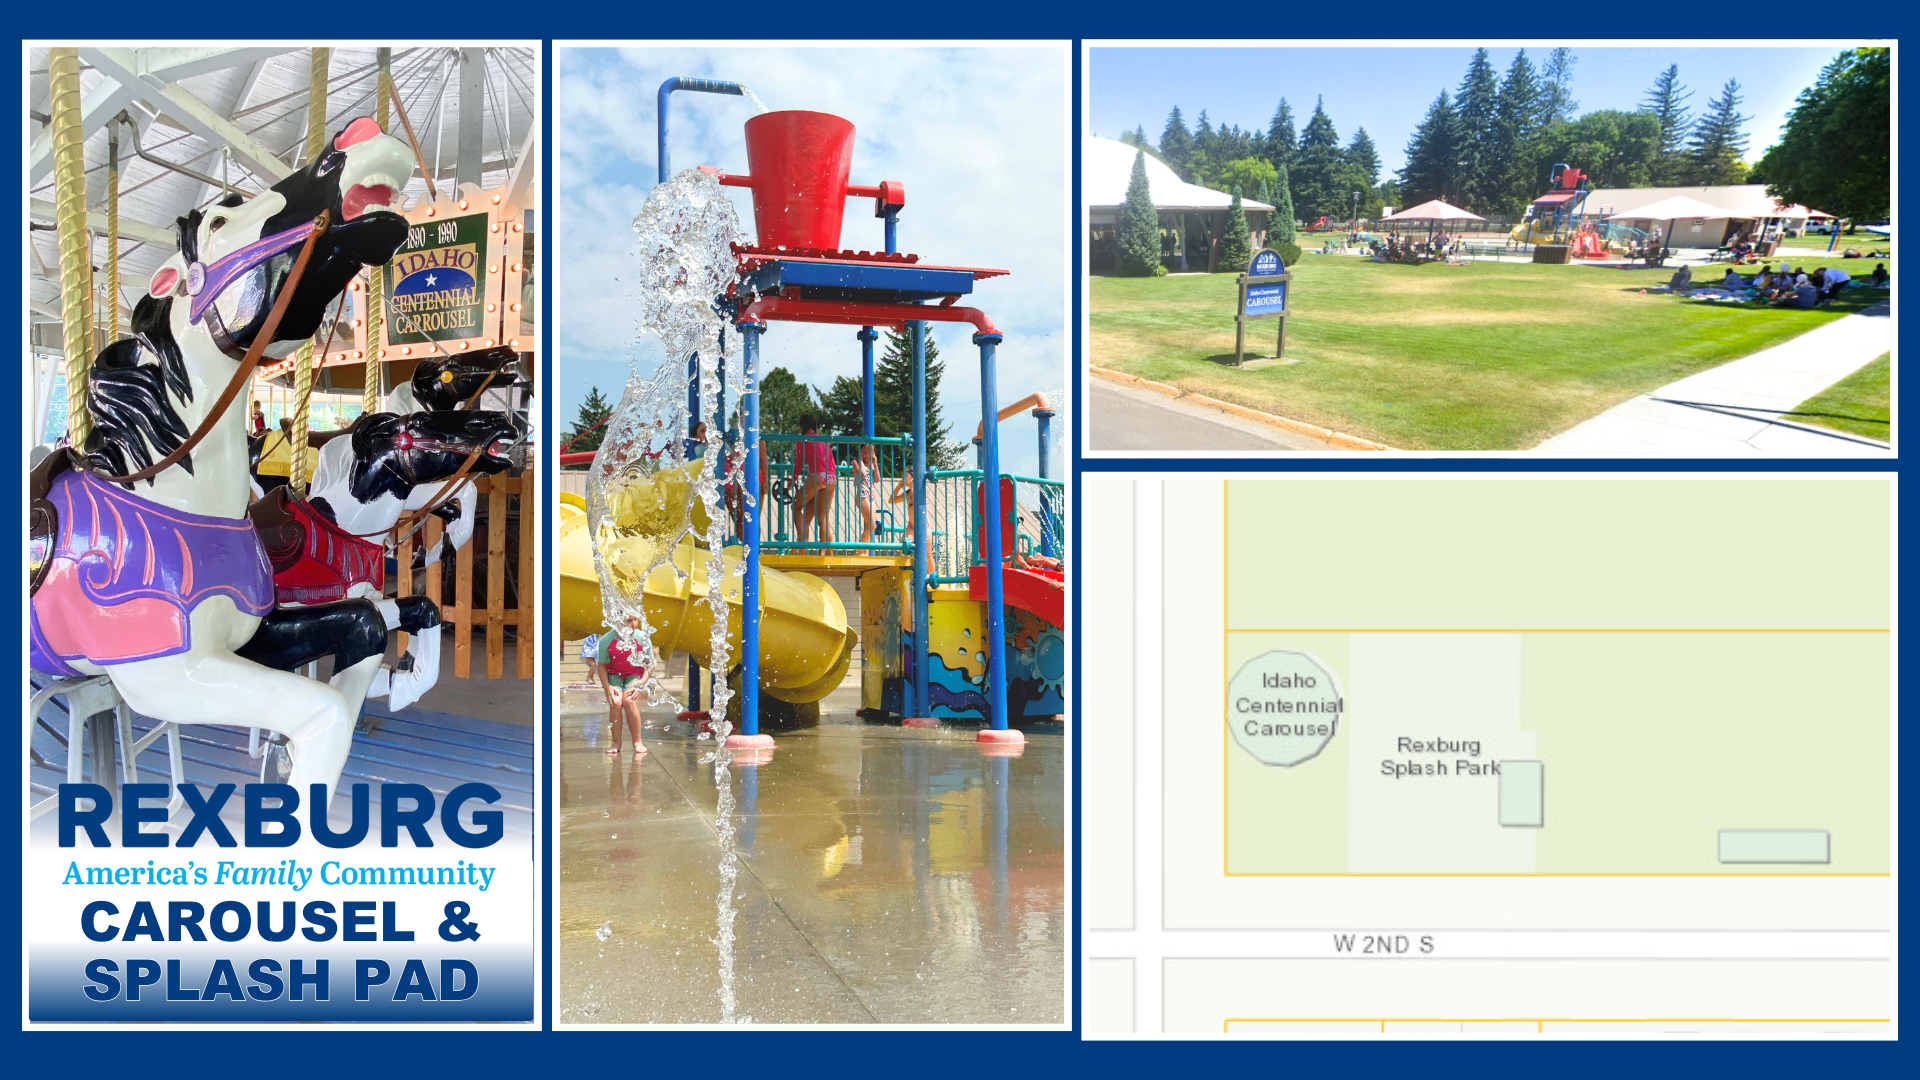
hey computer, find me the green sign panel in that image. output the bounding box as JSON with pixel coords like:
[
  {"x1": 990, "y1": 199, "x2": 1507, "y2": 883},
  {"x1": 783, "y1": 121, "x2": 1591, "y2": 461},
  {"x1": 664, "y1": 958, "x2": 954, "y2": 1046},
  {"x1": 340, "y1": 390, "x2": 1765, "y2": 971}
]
[{"x1": 386, "y1": 212, "x2": 489, "y2": 345}]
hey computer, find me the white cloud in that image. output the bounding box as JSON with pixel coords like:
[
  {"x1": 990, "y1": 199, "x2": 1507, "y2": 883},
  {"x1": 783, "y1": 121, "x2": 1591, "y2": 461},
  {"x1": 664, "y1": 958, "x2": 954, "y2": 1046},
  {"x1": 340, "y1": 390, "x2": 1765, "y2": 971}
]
[{"x1": 554, "y1": 45, "x2": 1069, "y2": 477}]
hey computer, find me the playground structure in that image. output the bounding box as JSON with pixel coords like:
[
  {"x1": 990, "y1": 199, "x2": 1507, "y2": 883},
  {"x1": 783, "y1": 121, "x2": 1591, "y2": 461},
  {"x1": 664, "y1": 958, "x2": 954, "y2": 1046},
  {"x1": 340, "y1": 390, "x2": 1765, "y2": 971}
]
[
  {"x1": 565, "y1": 80, "x2": 1065, "y2": 755},
  {"x1": 1511, "y1": 164, "x2": 1657, "y2": 259},
  {"x1": 29, "y1": 48, "x2": 539, "y2": 826}
]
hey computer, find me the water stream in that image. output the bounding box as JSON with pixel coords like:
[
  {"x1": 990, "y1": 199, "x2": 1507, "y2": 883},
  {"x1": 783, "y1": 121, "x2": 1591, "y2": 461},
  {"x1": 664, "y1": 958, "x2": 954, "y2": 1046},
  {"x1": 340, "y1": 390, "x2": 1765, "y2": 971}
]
[{"x1": 588, "y1": 165, "x2": 757, "y2": 1021}]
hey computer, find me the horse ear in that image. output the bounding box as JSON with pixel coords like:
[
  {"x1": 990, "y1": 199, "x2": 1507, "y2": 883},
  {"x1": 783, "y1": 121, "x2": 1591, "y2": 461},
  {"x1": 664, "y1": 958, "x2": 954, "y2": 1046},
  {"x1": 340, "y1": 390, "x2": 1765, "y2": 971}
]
[
  {"x1": 175, "y1": 209, "x2": 204, "y2": 263},
  {"x1": 216, "y1": 192, "x2": 246, "y2": 209}
]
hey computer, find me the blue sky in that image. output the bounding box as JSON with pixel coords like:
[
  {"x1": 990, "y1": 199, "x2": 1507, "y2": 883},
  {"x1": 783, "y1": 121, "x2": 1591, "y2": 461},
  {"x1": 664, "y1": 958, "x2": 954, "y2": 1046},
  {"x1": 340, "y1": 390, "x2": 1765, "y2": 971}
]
[
  {"x1": 1090, "y1": 45, "x2": 1849, "y2": 176},
  {"x1": 555, "y1": 45, "x2": 1069, "y2": 477}
]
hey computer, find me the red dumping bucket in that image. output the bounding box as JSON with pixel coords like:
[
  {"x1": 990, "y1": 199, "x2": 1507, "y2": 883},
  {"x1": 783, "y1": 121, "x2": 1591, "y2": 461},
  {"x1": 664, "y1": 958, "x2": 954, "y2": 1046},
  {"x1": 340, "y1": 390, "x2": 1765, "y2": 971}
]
[{"x1": 741, "y1": 110, "x2": 856, "y2": 251}]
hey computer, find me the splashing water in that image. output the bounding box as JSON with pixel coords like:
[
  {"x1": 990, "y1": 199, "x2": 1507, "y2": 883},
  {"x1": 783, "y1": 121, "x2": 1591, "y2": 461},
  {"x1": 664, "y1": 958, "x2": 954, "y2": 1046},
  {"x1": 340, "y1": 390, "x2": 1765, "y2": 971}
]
[
  {"x1": 586, "y1": 168, "x2": 747, "y2": 717},
  {"x1": 739, "y1": 87, "x2": 771, "y2": 114},
  {"x1": 587, "y1": 166, "x2": 760, "y2": 1023}
]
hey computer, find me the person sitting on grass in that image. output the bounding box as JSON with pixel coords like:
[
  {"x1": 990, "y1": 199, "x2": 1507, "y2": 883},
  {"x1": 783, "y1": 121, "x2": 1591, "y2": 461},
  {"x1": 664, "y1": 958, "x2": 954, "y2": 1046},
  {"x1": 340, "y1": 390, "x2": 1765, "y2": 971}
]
[
  {"x1": 597, "y1": 618, "x2": 651, "y2": 758},
  {"x1": 1776, "y1": 277, "x2": 1820, "y2": 310},
  {"x1": 1721, "y1": 267, "x2": 1747, "y2": 290},
  {"x1": 1871, "y1": 263, "x2": 1889, "y2": 288},
  {"x1": 1668, "y1": 264, "x2": 1694, "y2": 292},
  {"x1": 1754, "y1": 266, "x2": 1776, "y2": 293}
]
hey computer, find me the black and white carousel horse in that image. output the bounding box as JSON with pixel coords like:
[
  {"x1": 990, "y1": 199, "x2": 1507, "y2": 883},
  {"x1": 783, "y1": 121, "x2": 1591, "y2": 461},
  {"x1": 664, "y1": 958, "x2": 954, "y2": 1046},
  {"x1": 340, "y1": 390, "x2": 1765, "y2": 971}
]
[
  {"x1": 245, "y1": 407, "x2": 519, "y2": 725},
  {"x1": 382, "y1": 347, "x2": 528, "y2": 567},
  {"x1": 30, "y1": 117, "x2": 416, "y2": 805}
]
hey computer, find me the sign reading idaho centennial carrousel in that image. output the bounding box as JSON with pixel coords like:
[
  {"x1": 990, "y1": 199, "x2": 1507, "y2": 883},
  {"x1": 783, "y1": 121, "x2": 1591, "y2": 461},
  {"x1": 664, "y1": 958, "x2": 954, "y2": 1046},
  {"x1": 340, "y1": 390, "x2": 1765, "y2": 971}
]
[{"x1": 387, "y1": 213, "x2": 490, "y2": 345}]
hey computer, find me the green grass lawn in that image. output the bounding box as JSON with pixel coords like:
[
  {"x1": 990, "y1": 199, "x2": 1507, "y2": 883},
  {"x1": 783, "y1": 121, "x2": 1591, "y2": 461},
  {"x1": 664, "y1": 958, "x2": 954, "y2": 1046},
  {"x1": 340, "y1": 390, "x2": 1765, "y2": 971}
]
[
  {"x1": 1091, "y1": 256, "x2": 1889, "y2": 449},
  {"x1": 1788, "y1": 352, "x2": 1891, "y2": 443}
]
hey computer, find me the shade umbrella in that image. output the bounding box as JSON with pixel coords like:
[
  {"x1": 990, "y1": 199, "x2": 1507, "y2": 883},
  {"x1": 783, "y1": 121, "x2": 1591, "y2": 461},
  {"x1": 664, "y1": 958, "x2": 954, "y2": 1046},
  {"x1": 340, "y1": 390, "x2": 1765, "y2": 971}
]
[
  {"x1": 1609, "y1": 195, "x2": 1731, "y2": 256},
  {"x1": 1380, "y1": 199, "x2": 1486, "y2": 258}
]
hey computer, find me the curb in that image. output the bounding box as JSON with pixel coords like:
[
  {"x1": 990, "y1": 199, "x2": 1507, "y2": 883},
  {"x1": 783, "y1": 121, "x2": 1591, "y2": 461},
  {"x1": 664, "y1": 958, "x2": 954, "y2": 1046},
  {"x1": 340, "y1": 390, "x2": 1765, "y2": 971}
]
[{"x1": 1089, "y1": 366, "x2": 1395, "y2": 451}]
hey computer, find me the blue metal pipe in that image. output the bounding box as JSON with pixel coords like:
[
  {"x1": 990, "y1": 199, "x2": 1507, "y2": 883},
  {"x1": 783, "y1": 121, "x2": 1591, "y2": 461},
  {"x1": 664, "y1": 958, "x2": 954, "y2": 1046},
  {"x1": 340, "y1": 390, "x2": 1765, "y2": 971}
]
[
  {"x1": 974, "y1": 331, "x2": 1008, "y2": 732},
  {"x1": 1033, "y1": 408, "x2": 1054, "y2": 480},
  {"x1": 738, "y1": 320, "x2": 765, "y2": 737},
  {"x1": 910, "y1": 320, "x2": 930, "y2": 719},
  {"x1": 686, "y1": 354, "x2": 701, "y2": 440},
  {"x1": 857, "y1": 327, "x2": 878, "y2": 438},
  {"x1": 1034, "y1": 407, "x2": 1056, "y2": 560},
  {"x1": 883, "y1": 207, "x2": 900, "y2": 255},
  {"x1": 657, "y1": 77, "x2": 745, "y2": 185}
]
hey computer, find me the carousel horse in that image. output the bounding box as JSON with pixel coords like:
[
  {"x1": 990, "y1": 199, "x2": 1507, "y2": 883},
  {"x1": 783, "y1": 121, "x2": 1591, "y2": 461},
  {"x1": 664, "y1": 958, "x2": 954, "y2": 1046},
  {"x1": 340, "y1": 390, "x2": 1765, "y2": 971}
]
[
  {"x1": 29, "y1": 116, "x2": 417, "y2": 806},
  {"x1": 246, "y1": 407, "x2": 519, "y2": 720},
  {"x1": 382, "y1": 347, "x2": 528, "y2": 568}
]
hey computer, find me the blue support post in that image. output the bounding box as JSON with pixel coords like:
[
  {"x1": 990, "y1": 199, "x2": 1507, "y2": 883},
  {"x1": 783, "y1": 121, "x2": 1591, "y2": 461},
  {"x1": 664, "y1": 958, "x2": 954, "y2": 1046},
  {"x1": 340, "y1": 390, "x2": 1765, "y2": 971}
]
[
  {"x1": 656, "y1": 78, "x2": 744, "y2": 184},
  {"x1": 1034, "y1": 407, "x2": 1056, "y2": 560},
  {"x1": 910, "y1": 320, "x2": 930, "y2": 719},
  {"x1": 857, "y1": 327, "x2": 877, "y2": 438},
  {"x1": 883, "y1": 207, "x2": 900, "y2": 256},
  {"x1": 974, "y1": 332, "x2": 1009, "y2": 735},
  {"x1": 1033, "y1": 408, "x2": 1054, "y2": 480},
  {"x1": 686, "y1": 354, "x2": 700, "y2": 440},
  {"x1": 736, "y1": 319, "x2": 766, "y2": 742}
]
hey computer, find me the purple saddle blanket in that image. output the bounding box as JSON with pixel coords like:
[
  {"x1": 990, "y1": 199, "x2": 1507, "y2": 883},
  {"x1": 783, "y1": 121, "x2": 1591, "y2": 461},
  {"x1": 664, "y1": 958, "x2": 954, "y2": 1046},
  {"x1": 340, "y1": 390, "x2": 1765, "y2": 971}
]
[{"x1": 31, "y1": 465, "x2": 274, "y2": 677}]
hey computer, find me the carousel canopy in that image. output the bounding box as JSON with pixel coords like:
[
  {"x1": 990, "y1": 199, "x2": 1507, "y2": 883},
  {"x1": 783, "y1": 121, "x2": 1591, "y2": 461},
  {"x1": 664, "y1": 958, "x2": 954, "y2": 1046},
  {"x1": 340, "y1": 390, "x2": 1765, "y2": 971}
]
[
  {"x1": 27, "y1": 46, "x2": 538, "y2": 355},
  {"x1": 1383, "y1": 199, "x2": 1486, "y2": 222}
]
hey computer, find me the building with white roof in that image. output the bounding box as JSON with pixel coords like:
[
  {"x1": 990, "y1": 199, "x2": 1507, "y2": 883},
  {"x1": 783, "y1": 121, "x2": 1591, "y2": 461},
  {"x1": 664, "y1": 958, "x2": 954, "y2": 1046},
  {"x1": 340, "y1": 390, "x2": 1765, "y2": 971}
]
[
  {"x1": 1087, "y1": 136, "x2": 1275, "y2": 273},
  {"x1": 1584, "y1": 184, "x2": 1833, "y2": 248}
]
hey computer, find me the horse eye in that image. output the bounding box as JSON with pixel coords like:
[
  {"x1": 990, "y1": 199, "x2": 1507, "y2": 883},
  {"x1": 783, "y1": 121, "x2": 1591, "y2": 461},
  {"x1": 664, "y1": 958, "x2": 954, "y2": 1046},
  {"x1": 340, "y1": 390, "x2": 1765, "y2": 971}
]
[{"x1": 316, "y1": 151, "x2": 345, "y2": 176}]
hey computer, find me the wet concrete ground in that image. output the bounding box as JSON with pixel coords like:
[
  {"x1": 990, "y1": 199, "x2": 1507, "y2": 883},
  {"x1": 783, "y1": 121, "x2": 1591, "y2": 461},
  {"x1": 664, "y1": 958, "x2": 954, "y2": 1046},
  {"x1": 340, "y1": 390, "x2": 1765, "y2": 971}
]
[{"x1": 555, "y1": 683, "x2": 1065, "y2": 1025}]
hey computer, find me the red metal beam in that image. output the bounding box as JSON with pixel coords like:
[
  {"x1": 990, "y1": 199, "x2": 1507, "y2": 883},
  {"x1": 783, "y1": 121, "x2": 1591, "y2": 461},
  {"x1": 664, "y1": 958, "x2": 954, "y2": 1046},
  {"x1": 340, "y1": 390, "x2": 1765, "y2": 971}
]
[{"x1": 740, "y1": 295, "x2": 999, "y2": 336}]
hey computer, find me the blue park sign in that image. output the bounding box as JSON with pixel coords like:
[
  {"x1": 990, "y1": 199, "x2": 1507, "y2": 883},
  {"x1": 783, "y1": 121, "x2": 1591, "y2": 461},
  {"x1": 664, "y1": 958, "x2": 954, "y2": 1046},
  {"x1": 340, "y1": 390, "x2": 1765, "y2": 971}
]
[{"x1": 1234, "y1": 249, "x2": 1293, "y2": 365}]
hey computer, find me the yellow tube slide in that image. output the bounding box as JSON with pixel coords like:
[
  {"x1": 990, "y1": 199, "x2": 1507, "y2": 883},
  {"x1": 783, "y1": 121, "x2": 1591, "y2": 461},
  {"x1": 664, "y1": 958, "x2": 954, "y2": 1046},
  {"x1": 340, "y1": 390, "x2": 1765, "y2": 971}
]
[{"x1": 558, "y1": 491, "x2": 855, "y2": 705}]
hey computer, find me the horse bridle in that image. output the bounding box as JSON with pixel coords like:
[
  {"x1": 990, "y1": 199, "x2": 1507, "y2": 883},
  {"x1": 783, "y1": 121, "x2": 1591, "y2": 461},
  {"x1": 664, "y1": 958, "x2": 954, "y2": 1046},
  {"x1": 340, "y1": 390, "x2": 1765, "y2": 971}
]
[
  {"x1": 190, "y1": 218, "x2": 325, "y2": 362},
  {"x1": 90, "y1": 211, "x2": 331, "y2": 486}
]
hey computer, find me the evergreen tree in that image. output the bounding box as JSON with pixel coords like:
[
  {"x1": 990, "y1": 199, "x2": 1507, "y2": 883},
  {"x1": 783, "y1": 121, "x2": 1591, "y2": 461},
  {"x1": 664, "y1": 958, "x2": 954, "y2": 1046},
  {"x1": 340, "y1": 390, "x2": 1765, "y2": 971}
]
[
  {"x1": 1453, "y1": 49, "x2": 1500, "y2": 209},
  {"x1": 1488, "y1": 49, "x2": 1547, "y2": 213},
  {"x1": 1133, "y1": 123, "x2": 1148, "y2": 146},
  {"x1": 1269, "y1": 161, "x2": 1297, "y2": 244},
  {"x1": 1218, "y1": 187, "x2": 1253, "y2": 273},
  {"x1": 1684, "y1": 78, "x2": 1750, "y2": 185},
  {"x1": 818, "y1": 374, "x2": 866, "y2": 435},
  {"x1": 1641, "y1": 64, "x2": 1694, "y2": 185},
  {"x1": 1346, "y1": 127, "x2": 1381, "y2": 187},
  {"x1": 758, "y1": 367, "x2": 817, "y2": 437},
  {"x1": 1753, "y1": 48, "x2": 1890, "y2": 222},
  {"x1": 1290, "y1": 96, "x2": 1345, "y2": 224},
  {"x1": 1266, "y1": 98, "x2": 1297, "y2": 213},
  {"x1": 562, "y1": 385, "x2": 613, "y2": 468},
  {"x1": 1194, "y1": 109, "x2": 1215, "y2": 163},
  {"x1": 1539, "y1": 48, "x2": 1579, "y2": 126},
  {"x1": 873, "y1": 327, "x2": 959, "y2": 470},
  {"x1": 1397, "y1": 90, "x2": 1461, "y2": 205},
  {"x1": 1115, "y1": 149, "x2": 1164, "y2": 277},
  {"x1": 1159, "y1": 106, "x2": 1193, "y2": 180}
]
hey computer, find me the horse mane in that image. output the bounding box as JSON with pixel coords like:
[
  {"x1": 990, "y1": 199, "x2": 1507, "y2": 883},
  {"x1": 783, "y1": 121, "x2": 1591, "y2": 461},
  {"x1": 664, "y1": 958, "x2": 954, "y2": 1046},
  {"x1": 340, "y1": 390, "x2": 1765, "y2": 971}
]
[{"x1": 83, "y1": 294, "x2": 195, "y2": 485}]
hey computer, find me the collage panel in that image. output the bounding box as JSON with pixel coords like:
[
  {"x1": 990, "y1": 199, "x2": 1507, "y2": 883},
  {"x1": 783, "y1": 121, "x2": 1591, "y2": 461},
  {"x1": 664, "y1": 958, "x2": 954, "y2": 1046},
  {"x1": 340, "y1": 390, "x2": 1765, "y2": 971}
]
[
  {"x1": 550, "y1": 42, "x2": 1070, "y2": 1026},
  {"x1": 25, "y1": 43, "x2": 542, "y2": 1025},
  {"x1": 1083, "y1": 43, "x2": 1892, "y2": 456}
]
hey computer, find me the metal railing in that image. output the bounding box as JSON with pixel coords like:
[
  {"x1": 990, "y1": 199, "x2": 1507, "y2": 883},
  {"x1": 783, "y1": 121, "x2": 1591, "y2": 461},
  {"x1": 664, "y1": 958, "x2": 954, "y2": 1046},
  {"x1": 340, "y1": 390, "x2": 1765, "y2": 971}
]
[
  {"x1": 925, "y1": 469, "x2": 1065, "y2": 585},
  {"x1": 751, "y1": 434, "x2": 1065, "y2": 578}
]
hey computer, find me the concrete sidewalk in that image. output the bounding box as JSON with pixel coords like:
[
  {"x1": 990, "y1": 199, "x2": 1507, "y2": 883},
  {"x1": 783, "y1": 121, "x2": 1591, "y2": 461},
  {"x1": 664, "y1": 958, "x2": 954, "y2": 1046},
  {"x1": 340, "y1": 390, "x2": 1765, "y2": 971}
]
[
  {"x1": 1089, "y1": 378, "x2": 1335, "y2": 452},
  {"x1": 1535, "y1": 303, "x2": 1893, "y2": 456}
]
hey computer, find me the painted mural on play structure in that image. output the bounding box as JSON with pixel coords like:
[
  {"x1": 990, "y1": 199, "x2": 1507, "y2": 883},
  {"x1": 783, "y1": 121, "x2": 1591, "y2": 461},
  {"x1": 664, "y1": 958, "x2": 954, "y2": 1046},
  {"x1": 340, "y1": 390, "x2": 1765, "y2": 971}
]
[{"x1": 861, "y1": 569, "x2": 1065, "y2": 722}]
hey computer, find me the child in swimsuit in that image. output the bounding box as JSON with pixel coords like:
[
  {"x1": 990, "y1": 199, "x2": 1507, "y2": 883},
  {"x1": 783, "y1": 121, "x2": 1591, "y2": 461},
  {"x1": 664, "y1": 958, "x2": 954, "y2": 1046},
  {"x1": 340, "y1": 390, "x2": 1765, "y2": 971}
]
[{"x1": 596, "y1": 619, "x2": 651, "y2": 757}]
